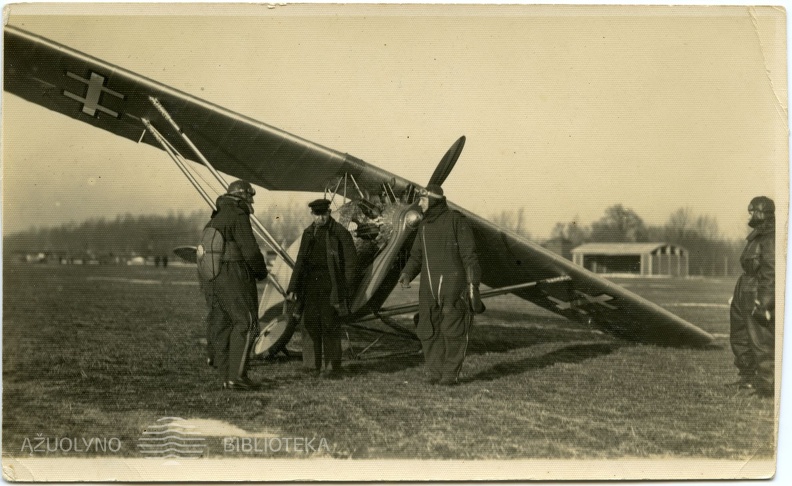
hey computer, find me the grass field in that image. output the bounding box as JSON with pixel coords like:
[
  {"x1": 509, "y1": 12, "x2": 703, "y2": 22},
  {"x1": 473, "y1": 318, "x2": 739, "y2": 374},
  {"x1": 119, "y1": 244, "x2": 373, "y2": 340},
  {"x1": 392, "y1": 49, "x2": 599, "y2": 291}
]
[{"x1": 2, "y1": 262, "x2": 775, "y2": 460}]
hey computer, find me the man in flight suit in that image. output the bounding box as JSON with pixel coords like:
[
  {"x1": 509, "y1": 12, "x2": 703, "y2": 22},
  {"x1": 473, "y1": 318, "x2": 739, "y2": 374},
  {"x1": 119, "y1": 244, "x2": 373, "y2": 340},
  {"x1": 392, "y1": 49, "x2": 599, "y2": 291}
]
[
  {"x1": 729, "y1": 196, "x2": 775, "y2": 398},
  {"x1": 399, "y1": 185, "x2": 485, "y2": 386},
  {"x1": 288, "y1": 199, "x2": 358, "y2": 378},
  {"x1": 200, "y1": 180, "x2": 269, "y2": 390}
]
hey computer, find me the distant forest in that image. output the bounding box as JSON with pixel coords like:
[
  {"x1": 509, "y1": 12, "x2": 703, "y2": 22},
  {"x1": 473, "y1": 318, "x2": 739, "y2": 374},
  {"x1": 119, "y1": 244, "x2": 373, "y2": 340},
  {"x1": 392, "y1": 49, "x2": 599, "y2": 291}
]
[
  {"x1": 4, "y1": 200, "x2": 313, "y2": 262},
  {"x1": 5, "y1": 202, "x2": 746, "y2": 277}
]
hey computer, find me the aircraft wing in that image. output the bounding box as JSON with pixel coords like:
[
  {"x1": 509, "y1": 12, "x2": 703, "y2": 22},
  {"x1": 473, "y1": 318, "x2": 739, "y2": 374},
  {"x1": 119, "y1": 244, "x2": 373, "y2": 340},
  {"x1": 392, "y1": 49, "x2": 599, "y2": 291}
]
[
  {"x1": 455, "y1": 206, "x2": 714, "y2": 347},
  {"x1": 6, "y1": 25, "x2": 714, "y2": 347},
  {"x1": 4, "y1": 25, "x2": 403, "y2": 193}
]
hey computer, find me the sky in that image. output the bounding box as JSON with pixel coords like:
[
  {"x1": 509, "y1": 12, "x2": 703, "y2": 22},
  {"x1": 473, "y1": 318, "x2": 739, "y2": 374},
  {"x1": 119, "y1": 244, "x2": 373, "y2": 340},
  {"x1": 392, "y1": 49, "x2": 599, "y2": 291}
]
[{"x1": 2, "y1": 4, "x2": 788, "y2": 241}]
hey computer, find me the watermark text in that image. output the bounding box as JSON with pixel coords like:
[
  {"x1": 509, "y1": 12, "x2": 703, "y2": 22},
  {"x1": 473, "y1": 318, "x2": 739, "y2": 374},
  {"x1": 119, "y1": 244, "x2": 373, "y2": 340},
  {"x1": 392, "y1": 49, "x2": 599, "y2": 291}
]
[
  {"x1": 223, "y1": 436, "x2": 330, "y2": 455},
  {"x1": 21, "y1": 435, "x2": 122, "y2": 454}
]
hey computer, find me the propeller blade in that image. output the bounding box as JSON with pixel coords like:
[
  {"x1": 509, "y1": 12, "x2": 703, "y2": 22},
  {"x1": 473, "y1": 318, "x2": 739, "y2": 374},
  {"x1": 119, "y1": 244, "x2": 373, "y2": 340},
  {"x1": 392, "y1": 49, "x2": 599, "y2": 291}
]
[{"x1": 427, "y1": 135, "x2": 466, "y2": 187}]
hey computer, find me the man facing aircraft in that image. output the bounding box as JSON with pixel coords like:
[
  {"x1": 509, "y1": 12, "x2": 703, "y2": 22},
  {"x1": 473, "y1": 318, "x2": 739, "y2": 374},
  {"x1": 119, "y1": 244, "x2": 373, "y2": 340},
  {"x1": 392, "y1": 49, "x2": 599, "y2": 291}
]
[
  {"x1": 198, "y1": 180, "x2": 269, "y2": 391},
  {"x1": 288, "y1": 199, "x2": 358, "y2": 378}
]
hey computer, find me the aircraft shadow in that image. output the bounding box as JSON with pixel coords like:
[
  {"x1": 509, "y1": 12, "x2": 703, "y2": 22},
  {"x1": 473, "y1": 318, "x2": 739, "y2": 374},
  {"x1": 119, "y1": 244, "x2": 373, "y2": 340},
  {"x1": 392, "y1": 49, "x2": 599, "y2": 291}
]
[
  {"x1": 466, "y1": 322, "x2": 607, "y2": 355},
  {"x1": 464, "y1": 342, "x2": 623, "y2": 383},
  {"x1": 341, "y1": 348, "x2": 425, "y2": 376},
  {"x1": 478, "y1": 307, "x2": 559, "y2": 324},
  {"x1": 334, "y1": 319, "x2": 615, "y2": 377},
  {"x1": 248, "y1": 330, "x2": 425, "y2": 377}
]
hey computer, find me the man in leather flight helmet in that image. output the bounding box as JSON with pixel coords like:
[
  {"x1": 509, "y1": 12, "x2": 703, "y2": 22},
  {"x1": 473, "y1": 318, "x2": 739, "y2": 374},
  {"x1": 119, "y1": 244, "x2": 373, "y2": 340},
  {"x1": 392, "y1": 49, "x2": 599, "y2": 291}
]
[
  {"x1": 201, "y1": 180, "x2": 269, "y2": 390},
  {"x1": 399, "y1": 184, "x2": 485, "y2": 386},
  {"x1": 728, "y1": 196, "x2": 775, "y2": 398}
]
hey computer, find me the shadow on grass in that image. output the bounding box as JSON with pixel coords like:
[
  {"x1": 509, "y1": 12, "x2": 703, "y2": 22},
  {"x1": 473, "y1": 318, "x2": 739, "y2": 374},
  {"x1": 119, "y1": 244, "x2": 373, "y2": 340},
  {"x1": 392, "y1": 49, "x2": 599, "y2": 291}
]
[
  {"x1": 478, "y1": 308, "x2": 560, "y2": 324},
  {"x1": 467, "y1": 322, "x2": 603, "y2": 355},
  {"x1": 342, "y1": 348, "x2": 425, "y2": 376},
  {"x1": 239, "y1": 317, "x2": 615, "y2": 378},
  {"x1": 465, "y1": 342, "x2": 623, "y2": 382},
  {"x1": 309, "y1": 320, "x2": 613, "y2": 377},
  {"x1": 244, "y1": 331, "x2": 425, "y2": 378}
]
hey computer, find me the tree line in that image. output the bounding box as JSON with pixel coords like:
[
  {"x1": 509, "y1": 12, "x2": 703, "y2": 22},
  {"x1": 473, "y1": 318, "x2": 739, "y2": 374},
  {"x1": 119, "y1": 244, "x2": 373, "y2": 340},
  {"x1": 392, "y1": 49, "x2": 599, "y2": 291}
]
[
  {"x1": 6, "y1": 202, "x2": 745, "y2": 276},
  {"x1": 3, "y1": 200, "x2": 313, "y2": 262}
]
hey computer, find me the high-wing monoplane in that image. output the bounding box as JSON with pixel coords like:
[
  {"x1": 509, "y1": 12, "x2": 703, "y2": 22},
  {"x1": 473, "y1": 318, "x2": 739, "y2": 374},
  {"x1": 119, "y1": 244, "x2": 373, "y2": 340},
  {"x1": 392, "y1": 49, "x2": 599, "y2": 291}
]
[{"x1": 4, "y1": 26, "x2": 715, "y2": 358}]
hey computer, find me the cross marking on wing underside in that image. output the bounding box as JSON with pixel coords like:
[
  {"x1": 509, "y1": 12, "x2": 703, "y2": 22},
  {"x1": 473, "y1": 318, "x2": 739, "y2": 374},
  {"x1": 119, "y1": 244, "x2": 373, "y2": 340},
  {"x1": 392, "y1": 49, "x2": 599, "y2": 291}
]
[
  {"x1": 63, "y1": 71, "x2": 124, "y2": 118},
  {"x1": 547, "y1": 291, "x2": 617, "y2": 313}
]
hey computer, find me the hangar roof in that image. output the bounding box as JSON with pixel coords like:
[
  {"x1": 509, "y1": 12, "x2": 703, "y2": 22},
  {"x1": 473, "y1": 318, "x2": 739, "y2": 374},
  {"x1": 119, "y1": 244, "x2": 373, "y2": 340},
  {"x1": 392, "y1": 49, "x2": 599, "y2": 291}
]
[{"x1": 571, "y1": 242, "x2": 685, "y2": 255}]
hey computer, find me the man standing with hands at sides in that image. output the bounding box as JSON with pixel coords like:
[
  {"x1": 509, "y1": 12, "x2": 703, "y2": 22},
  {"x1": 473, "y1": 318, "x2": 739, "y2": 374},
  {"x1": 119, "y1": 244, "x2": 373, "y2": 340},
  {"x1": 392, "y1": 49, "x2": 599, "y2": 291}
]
[
  {"x1": 728, "y1": 196, "x2": 776, "y2": 398},
  {"x1": 288, "y1": 199, "x2": 358, "y2": 378},
  {"x1": 198, "y1": 180, "x2": 269, "y2": 391},
  {"x1": 399, "y1": 184, "x2": 485, "y2": 386}
]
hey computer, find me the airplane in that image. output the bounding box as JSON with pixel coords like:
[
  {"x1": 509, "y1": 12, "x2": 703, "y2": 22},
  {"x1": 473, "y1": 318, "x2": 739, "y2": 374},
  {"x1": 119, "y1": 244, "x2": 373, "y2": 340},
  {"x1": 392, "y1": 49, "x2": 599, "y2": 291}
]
[{"x1": 4, "y1": 25, "x2": 715, "y2": 359}]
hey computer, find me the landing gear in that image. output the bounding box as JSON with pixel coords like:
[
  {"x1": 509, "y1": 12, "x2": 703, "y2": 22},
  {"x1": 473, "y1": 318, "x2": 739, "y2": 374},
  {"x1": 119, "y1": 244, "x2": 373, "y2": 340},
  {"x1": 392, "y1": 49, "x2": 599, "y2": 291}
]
[{"x1": 253, "y1": 313, "x2": 299, "y2": 358}]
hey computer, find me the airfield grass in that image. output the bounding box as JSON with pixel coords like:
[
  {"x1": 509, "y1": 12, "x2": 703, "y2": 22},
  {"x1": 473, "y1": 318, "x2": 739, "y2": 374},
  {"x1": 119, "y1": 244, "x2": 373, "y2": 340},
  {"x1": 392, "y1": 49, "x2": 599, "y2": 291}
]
[{"x1": 3, "y1": 263, "x2": 775, "y2": 459}]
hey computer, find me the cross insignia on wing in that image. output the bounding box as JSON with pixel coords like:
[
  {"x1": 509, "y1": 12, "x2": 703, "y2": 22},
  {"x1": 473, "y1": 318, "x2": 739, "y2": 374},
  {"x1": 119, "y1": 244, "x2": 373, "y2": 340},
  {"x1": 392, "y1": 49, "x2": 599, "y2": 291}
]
[
  {"x1": 63, "y1": 71, "x2": 125, "y2": 118},
  {"x1": 547, "y1": 291, "x2": 617, "y2": 313}
]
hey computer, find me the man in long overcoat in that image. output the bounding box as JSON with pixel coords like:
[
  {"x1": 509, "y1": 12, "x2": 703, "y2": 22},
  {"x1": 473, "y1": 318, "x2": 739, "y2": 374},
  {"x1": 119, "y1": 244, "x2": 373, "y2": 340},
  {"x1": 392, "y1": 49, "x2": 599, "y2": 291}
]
[
  {"x1": 399, "y1": 185, "x2": 484, "y2": 385},
  {"x1": 288, "y1": 199, "x2": 358, "y2": 378},
  {"x1": 729, "y1": 196, "x2": 775, "y2": 398}
]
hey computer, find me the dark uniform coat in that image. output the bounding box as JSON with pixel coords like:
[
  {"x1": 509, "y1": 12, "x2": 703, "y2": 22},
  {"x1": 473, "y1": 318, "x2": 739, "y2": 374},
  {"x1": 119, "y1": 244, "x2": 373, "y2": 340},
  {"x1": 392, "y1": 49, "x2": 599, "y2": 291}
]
[
  {"x1": 402, "y1": 199, "x2": 481, "y2": 382},
  {"x1": 201, "y1": 195, "x2": 268, "y2": 382},
  {"x1": 288, "y1": 218, "x2": 357, "y2": 371},
  {"x1": 730, "y1": 219, "x2": 775, "y2": 394}
]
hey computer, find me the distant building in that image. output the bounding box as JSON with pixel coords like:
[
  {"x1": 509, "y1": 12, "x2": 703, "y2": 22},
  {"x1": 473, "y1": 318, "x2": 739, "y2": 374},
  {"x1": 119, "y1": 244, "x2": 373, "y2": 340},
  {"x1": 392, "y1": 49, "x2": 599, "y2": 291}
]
[
  {"x1": 25, "y1": 252, "x2": 47, "y2": 263},
  {"x1": 127, "y1": 256, "x2": 147, "y2": 266},
  {"x1": 571, "y1": 242, "x2": 688, "y2": 277},
  {"x1": 541, "y1": 237, "x2": 574, "y2": 260}
]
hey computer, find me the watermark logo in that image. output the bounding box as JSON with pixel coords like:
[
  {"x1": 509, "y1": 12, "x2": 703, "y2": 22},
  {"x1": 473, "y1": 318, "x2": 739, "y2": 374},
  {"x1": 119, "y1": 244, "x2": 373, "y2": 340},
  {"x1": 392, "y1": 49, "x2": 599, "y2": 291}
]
[{"x1": 138, "y1": 417, "x2": 207, "y2": 459}]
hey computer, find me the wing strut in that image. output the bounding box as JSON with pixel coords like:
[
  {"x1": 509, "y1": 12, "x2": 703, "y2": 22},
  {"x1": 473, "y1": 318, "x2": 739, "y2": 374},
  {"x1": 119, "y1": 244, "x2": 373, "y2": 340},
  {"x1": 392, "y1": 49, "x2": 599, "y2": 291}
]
[
  {"x1": 148, "y1": 96, "x2": 296, "y2": 269},
  {"x1": 141, "y1": 118, "x2": 289, "y2": 297},
  {"x1": 142, "y1": 118, "x2": 219, "y2": 208}
]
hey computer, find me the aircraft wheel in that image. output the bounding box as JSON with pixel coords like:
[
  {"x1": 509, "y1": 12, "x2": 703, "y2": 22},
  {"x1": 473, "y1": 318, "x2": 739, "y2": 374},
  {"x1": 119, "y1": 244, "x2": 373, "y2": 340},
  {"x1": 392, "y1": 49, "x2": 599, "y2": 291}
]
[{"x1": 253, "y1": 314, "x2": 299, "y2": 357}]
